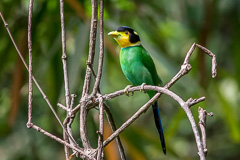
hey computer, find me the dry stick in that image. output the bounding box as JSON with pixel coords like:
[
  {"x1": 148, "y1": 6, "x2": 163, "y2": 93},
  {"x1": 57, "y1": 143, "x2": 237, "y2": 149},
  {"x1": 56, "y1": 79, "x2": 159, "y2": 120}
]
[
  {"x1": 195, "y1": 44, "x2": 217, "y2": 78},
  {"x1": 80, "y1": 0, "x2": 98, "y2": 151},
  {"x1": 70, "y1": 94, "x2": 77, "y2": 110},
  {"x1": 81, "y1": 0, "x2": 98, "y2": 97},
  {"x1": 93, "y1": 1, "x2": 104, "y2": 157},
  {"x1": 31, "y1": 124, "x2": 95, "y2": 160},
  {"x1": 92, "y1": 0, "x2": 104, "y2": 96},
  {"x1": 60, "y1": 0, "x2": 71, "y2": 109},
  {"x1": 97, "y1": 95, "x2": 104, "y2": 160},
  {"x1": 0, "y1": 9, "x2": 78, "y2": 150},
  {"x1": 59, "y1": 0, "x2": 72, "y2": 159},
  {"x1": 27, "y1": 0, "x2": 34, "y2": 128},
  {"x1": 103, "y1": 104, "x2": 126, "y2": 160},
  {"x1": 58, "y1": 103, "x2": 68, "y2": 111},
  {"x1": 182, "y1": 103, "x2": 205, "y2": 160},
  {"x1": 198, "y1": 107, "x2": 208, "y2": 157}
]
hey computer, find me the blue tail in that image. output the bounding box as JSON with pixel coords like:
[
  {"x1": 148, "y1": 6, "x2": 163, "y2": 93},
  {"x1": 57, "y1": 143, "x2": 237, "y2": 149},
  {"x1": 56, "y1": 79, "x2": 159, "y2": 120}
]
[{"x1": 152, "y1": 101, "x2": 166, "y2": 155}]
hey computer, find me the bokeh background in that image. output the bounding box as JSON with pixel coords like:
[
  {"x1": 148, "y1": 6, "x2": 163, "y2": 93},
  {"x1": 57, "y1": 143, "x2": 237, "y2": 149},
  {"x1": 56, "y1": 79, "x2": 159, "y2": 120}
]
[{"x1": 1, "y1": 0, "x2": 240, "y2": 159}]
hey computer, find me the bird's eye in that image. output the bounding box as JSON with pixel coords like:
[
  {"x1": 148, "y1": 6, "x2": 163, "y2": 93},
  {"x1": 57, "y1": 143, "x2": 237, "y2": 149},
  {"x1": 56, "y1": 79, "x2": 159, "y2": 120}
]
[{"x1": 125, "y1": 31, "x2": 128, "y2": 35}]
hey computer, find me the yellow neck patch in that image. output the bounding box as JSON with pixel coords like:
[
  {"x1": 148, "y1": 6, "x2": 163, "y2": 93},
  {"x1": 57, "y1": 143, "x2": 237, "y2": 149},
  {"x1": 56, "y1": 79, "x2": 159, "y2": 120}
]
[
  {"x1": 112, "y1": 32, "x2": 140, "y2": 48},
  {"x1": 114, "y1": 37, "x2": 141, "y2": 48}
]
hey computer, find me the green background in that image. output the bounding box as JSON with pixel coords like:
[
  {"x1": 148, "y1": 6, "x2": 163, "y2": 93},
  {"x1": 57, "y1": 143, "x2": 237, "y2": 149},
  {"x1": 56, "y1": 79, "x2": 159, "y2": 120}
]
[{"x1": 0, "y1": 0, "x2": 240, "y2": 159}]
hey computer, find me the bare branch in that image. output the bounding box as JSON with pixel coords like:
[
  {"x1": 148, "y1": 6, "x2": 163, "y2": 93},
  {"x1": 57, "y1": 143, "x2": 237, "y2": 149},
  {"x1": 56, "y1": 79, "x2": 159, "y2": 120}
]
[
  {"x1": 187, "y1": 97, "x2": 206, "y2": 108},
  {"x1": 82, "y1": 0, "x2": 98, "y2": 97},
  {"x1": 97, "y1": 94, "x2": 104, "y2": 160},
  {"x1": 58, "y1": 103, "x2": 68, "y2": 111},
  {"x1": 104, "y1": 104, "x2": 126, "y2": 160},
  {"x1": 92, "y1": 0, "x2": 104, "y2": 96},
  {"x1": 70, "y1": 94, "x2": 77, "y2": 110},
  {"x1": 59, "y1": 0, "x2": 72, "y2": 158},
  {"x1": 182, "y1": 105, "x2": 205, "y2": 160},
  {"x1": 60, "y1": 0, "x2": 71, "y2": 109},
  {"x1": 198, "y1": 107, "x2": 208, "y2": 157},
  {"x1": 196, "y1": 44, "x2": 217, "y2": 78},
  {"x1": 27, "y1": 0, "x2": 34, "y2": 128}
]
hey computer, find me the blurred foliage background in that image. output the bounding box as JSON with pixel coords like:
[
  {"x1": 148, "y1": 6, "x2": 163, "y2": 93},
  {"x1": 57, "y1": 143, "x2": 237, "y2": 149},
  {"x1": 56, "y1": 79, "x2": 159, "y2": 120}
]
[{"x1": 0, "y1": 0, "x2": 240, "y2": 159}]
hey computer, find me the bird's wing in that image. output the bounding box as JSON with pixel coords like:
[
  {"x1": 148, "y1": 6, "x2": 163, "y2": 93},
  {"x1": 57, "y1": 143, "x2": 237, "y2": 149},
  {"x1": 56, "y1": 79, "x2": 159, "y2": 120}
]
[{"x1": 141, "y1": 46, "x2": 163, "y2": 86}]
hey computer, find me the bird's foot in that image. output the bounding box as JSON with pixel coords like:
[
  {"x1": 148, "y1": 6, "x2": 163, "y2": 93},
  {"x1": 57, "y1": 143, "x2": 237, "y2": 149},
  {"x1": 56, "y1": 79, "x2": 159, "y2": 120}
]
[
  {"x1": 124, "y1": 85, "x2": 133, "y2": 96},
  {"x1": 140, "y1": 83, "x2": 146, "y2": 93}
]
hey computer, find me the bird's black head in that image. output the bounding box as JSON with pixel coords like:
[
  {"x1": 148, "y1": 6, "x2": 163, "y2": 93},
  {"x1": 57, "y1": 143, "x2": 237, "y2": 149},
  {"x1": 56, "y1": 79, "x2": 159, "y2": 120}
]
[
  {"x1": 108, "y1": 26, "x2": 141, "y2": 48},
  {"x1": 116, "y1": 26, "x2": 140, "y2": 43}
]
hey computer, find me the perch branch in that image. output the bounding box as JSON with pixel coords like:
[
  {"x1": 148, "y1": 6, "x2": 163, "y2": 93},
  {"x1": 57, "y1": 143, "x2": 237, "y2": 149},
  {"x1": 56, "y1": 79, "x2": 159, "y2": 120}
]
[{"x1": 102, "y1": 86, "x2": 183, "y2": 146}]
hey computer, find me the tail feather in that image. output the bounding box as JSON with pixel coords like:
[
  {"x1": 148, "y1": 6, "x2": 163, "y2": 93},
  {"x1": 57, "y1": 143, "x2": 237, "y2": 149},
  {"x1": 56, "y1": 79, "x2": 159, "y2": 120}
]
[{"x1": 152, "y1": 101, "x2": 166, "y2": 155}]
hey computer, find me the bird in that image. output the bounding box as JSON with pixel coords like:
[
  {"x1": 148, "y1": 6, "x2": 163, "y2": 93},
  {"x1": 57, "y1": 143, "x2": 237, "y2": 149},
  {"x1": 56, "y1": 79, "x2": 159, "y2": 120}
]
[{"x1": 108, "y1": 26, "x2": 166, "y2": 155}]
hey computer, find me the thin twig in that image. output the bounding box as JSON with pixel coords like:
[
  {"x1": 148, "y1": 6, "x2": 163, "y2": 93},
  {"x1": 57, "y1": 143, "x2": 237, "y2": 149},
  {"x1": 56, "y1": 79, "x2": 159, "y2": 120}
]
[
  {"x1": 198, "y1": 107, "x2": 208, "y2": 157},
  {"x1": 81, "y1": 0, "x2": 98, "y2": 97},
  {"x1": 27, "y1": 0, "x2": 34, "y2": 128},
  {"x1": 60, "y1": 0, "x2": 71, "y2": 158},
  {"x1": 182, "y1": 104, "x2": 205, "y2": 160},
  {"x1": 97, "y1": 94, "x2": 104, "y2": 160},
  {"x1": 92, "y1": 0, "x2": 104, "y2": 96},
  {"x1": 60, "y1": 0, "x2": 71, "y2": 109},
  {"x1": 58, "y1": 103, "x2": 68, "y2": 111},
  {"x1": 195, "y1": 44, "x2": 217, "y2": 78},
  {"x1": 104, "y1": 104, "x2": 126, "y2": 160},
  {"x1": 70, "y1": 94, "x2": 77, "y2": 110}
]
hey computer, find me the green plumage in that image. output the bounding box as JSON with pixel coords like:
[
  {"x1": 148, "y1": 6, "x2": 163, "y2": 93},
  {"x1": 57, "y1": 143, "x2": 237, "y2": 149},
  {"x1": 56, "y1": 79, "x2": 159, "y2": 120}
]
[{"x1": 120, "y1": 45, "x2": 162, "y2": 98}]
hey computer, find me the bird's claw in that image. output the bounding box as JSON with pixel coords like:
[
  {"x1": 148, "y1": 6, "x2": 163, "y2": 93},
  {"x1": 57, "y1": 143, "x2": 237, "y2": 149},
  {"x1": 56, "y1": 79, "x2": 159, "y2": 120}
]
[
  {"x1": 140, "y1": 83, "x2": 146, "y2": 93},
  {"x1": 124, "y1": 85, "x2": 133, "y2": 96}
]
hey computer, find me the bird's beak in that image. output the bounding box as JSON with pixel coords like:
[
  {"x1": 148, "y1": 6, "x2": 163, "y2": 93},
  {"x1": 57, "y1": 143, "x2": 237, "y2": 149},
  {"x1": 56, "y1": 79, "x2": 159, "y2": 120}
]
[{"x1": 108, "y1": 31, "x2": 119, "y2": 38}]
